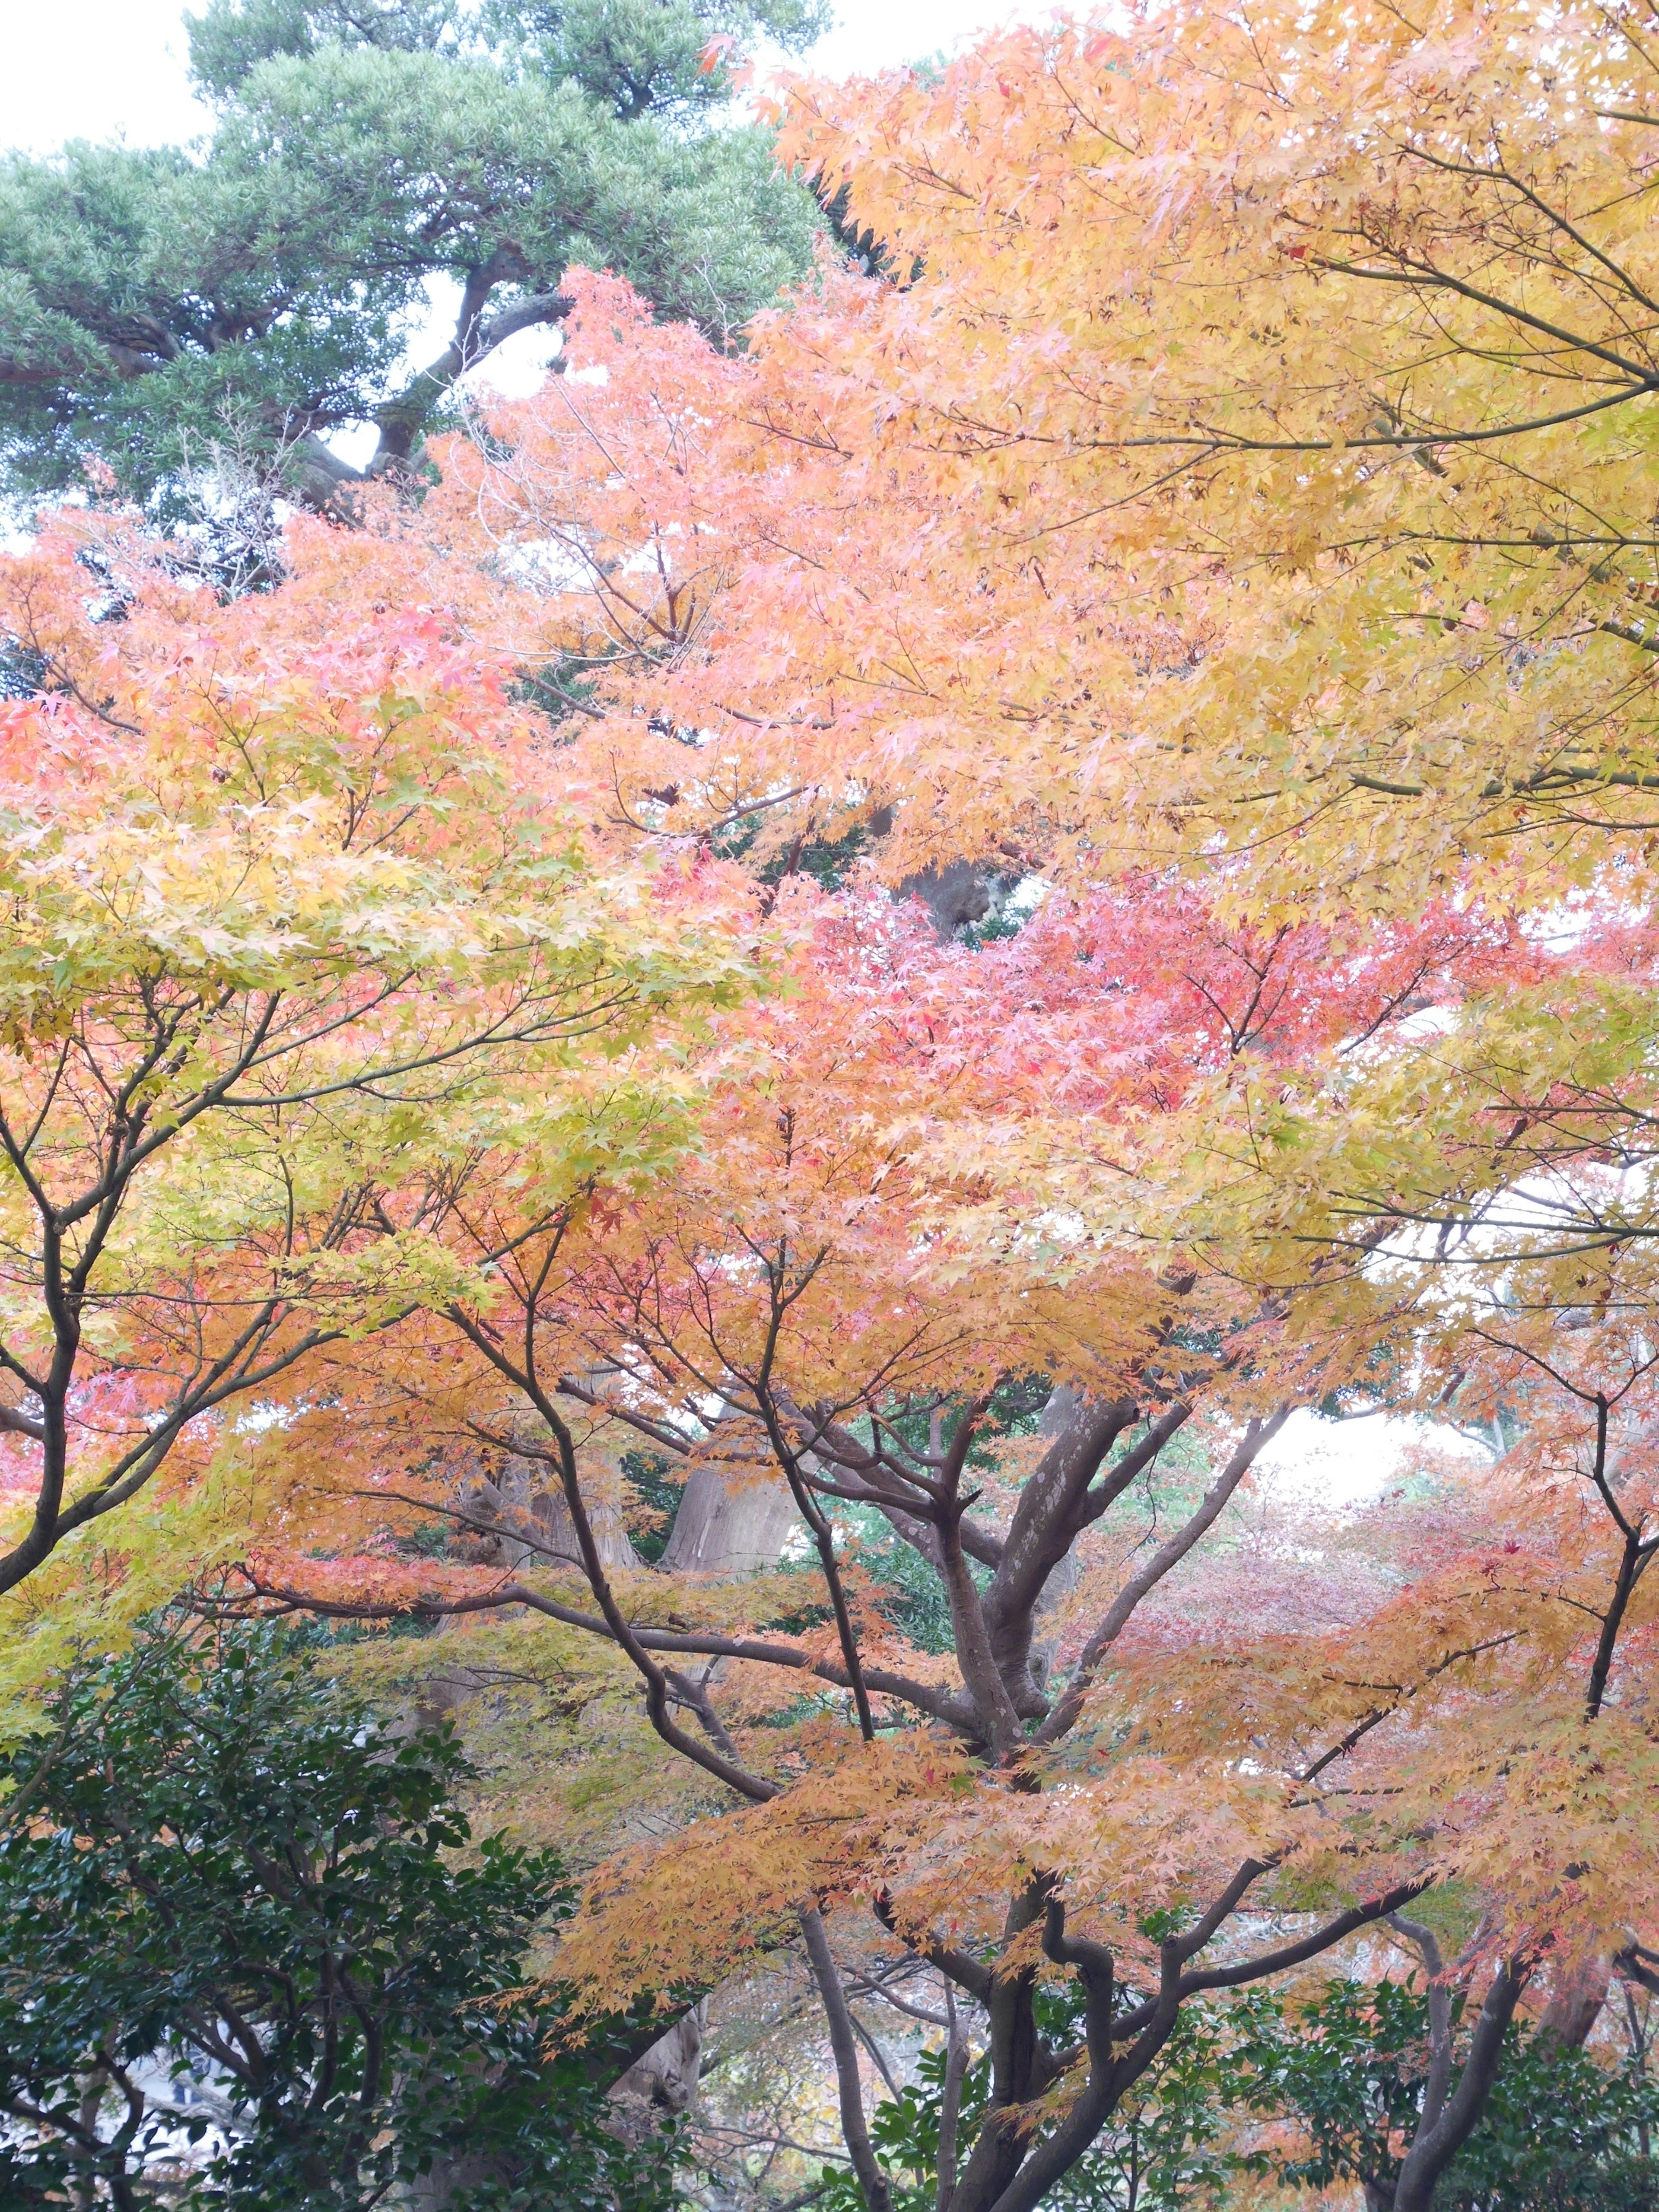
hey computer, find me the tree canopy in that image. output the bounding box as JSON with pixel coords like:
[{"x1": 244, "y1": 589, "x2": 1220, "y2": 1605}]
[
  {"x1": 0, "y1": 0, "x2": 826, "y2": 511},
  {"x1": 0, "y1": 514, "x2": 757, "y2": 1636},
  {"x1": 11, "y1": 0, "x2": 1659, "y2": 2209}
]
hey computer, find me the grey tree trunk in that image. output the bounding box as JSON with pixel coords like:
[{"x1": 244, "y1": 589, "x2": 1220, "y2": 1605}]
[
  {"x1": 1392, "y1": 1962, "x2": 1526, "y2": 2212},
  {"x1": 661, "y1": 1463, "x2": 800, "y2": 1573},
  {"x1": 1537, "y1": 1948, "x2": 1611, "y2": 2048},
  {"x1": 456, "y1": 1439, "x2": 640, "y2": 1571},
  {"x1": 529, "y1": 1463, "x2": 641, "y2": 1571},
  {"x1": 607, "y1": 2002, "x2": 709, "y2": 2142}
]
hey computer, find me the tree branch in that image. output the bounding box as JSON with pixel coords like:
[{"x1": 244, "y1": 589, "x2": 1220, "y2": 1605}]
[
  {"x1": 1036, "y1": 1412, "x2": 1288, "y2": 1744},
  {"x1": 801, "y1": 1906, "x2": 894, "y2": 2212}
]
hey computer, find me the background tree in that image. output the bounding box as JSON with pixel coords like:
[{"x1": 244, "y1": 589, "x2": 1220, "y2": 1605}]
[
  {"x1": 0, "y1": 0, "x2": 826, "y2": 513},
  {"x1": 0, "y1": 1613, "x2": 673, "y2": 2210},
  {"x1": 222, "y1": 879, "x2": 1575, "y2": 2212},
  {"x1": 1229, "y1": 1968, "x2": 1659, "y2": 2212},
  {"x1": 387, "y1": 0, "x2": 1659, "y2": 907}
]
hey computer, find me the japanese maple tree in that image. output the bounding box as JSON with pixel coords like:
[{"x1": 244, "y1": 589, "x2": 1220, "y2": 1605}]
[
  {"x1": 13, "y1": 5, "x2": 1659, "y2": 2200},
  {"x1": 0, "y1": 518, "x2": 758, "y2": 1645}
]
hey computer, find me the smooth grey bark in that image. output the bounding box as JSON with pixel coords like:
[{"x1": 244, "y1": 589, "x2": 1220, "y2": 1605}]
[
  {"x1": 660, "y1": 1461, "x2": 801, "y2": 1572},
  {"x1": 608, "y1": 2002, "x2": 708, "y2": 2139},
  {"x1": 1389, "y1": 1915, "x2": 1455, "y2": 2137},
  {"x1": 949, "y1": 1883, "x2": 1059, "y2": 2212},
  {"x1": 457, "y1": 1439, "x2": 640, "y2": 1571}
]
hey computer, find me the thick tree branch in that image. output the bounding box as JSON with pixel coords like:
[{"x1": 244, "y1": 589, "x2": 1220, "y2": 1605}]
[
  {"x1": 371, "y1": 248, "x2": 574, "y2": 468},
  {"x1": 1393, "y1": 1959, "x2": 1529, "y2": 2212},
  {"x1": 1036, "y1": 1412, "x2": 1288, "y2": 1745},
  {"x1": 230, "y1": 1557, "x2": 968, "y2": 1726}
]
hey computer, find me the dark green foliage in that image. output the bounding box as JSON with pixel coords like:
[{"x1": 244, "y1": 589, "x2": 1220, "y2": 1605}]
[
  {"x1": 0, "y1": 1618, "x2": 670, "y2": 2209},
  {"x1": 621, "y1": 1449, "x2": 682, "y2": 1565},
  {"x1": 186, "y1": 0, "x2": 468, "y2": 98},
  {"x1": 1231, "y1": 1977, "x2": 1659, "y2": 2211},
  {"x1": 808, "y1": 1976, "x2": 1659, "y2": 2212},
  {"x1": 866, "y1": 1377, "x2": 1051, "y2": 1478},
  {"x1": 813, "y1": 177, "x2": 889, "y2": 277},
  {"x1": 0, "y1": 0, "x2": 827, "y2": 512},
  {"x1": 480, "y1": 0, "x2": 830, "y2": 120},
  {"x1": 1232, "y1": 1975, "x2": 1435, "y2": 2199},
  {"x1": 838, "y1": 1500, "x2": 958, "y2": 1653},
  {"x1": 705, "y1": 812, "x2": 879, "y2": 895},
  {"x1": 0, "y1": 636, "x2": 50, "y2": 699}
]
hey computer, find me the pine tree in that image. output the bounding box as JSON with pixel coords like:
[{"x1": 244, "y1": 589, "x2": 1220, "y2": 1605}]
[{"x1": 0, "y1": 0, "x2": 826, "y2": 512}]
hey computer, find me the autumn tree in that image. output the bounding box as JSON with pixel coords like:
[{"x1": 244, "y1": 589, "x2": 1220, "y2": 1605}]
[
  {"x1": 16, "y1": 3, "x2": 1659, "y2": 2199},
  {"x1": 763, "y1": 0, "x2": 1659, "y2": 902},
  {"x1": 0, "y1": 515, "x2": 758, "y2": 1664},
  {"x1": 213, "y1": 874, "x2": 1636, "y2": 2212},
  {"x1": 368, "y1": 0, "x2": 1659, "y2": 909}
]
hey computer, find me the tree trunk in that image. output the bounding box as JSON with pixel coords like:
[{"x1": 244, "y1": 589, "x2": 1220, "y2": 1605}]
[
  {"x1": 456, "y1": 1436, "x2": 640, "y2": 1571},
  {"x1": 801, "y1": 1907, "x2": 894, "y2": 2212},
  {"x1": 1026, "y1": 1408, "x2": 1081, "y2": 1696},
  {"x1": 607, "y1": 2002, "x2": 708, "y2": 2142},
  {"x1": 661, "y1": 1462, "x2": 800, "y2": 1573},
  {"x1": 530, "y1": 1463, "x2": 640, "y2": 1571},
  {"x1": 1538, "y1": 1948, "x2": 1611, "y2": 2049},
  {"x1": 1392, "y1": 1962, "x2": 1526, "y2": 2212}
]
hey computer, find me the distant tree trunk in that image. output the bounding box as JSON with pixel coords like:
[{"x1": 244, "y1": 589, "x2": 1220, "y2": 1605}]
[
  {"x1": 1025, "y1": 1388, "x2": 1083, "y2": 1691},
  {"x1": 394, "y1": 2009, "x2": 703, "y2": 2208},
  {"x1": 607, "y1": 2002, "x2": 709, "y2": 2142},
  {"x1": 661, "y1": 1463, "x2": 800, "y2": 1573},
  {"x1": 530, "y1": 1465, "x2": 640, "y2": 1571},
  {"x1": 456, "y1": 1432, "x2": 640, "y2": 1572},
  {"x1": 898, "y1": 859, "x2": 1000, "y2": 940},
  {"x1": 1537, "y1": 1948, "x2": 1611, "y2": 2049}
]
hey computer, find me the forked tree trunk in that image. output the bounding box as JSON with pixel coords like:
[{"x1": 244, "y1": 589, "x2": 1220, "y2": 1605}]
[{"x1": 1391, "y1": 1961, "x2": 1526, "y2": 2212}]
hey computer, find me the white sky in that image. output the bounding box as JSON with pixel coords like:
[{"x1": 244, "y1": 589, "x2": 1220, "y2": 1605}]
[
  {"x1": 1253, "y1": 1406, "x2": 1489, "y2": 1511},
  {"x1": 2, "y1": 0, "x2": 1064, "y2": 156}
]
